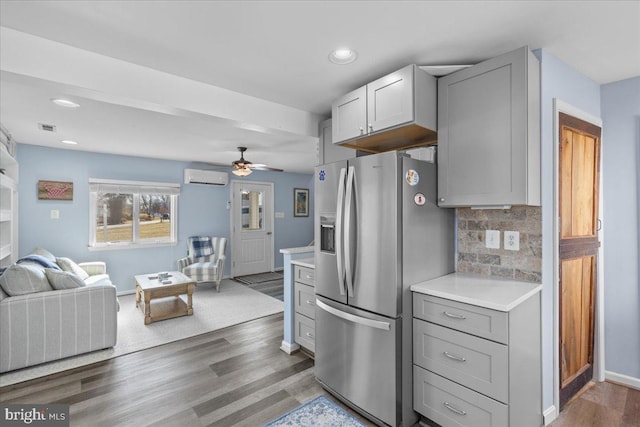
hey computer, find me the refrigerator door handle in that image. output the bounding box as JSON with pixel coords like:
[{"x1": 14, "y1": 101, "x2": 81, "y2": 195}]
[
  {"x1": 344, "y1": 165, "x2": 356, "y2": 297},
  {"x1": 335, "y1": 167, "x2": 347, "y2": 296},
  {"x1": 316, "y1": 299, "x2": 391, "y2": 331}
]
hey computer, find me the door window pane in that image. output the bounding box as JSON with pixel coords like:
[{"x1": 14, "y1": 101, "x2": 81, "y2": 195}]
[{"x1": 241, "y1": 190, "x2": 263, "y2": 230}]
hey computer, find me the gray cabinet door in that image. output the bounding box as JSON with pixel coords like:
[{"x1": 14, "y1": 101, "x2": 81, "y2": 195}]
[
  {"x1": 366, "y1": 64, "x2": 414, "y2": 133},
  {"x1": 319, "y1": 119, "x2": 355, "y2": 165},
  {"x1": 332, "y1": 86, "x2": 367, "y2": 143},
  {"x1": 437, "y1": 46, "x2": 540, "y2": 207}
]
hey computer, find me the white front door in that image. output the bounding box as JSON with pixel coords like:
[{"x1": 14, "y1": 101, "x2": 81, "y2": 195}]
[{"x1": 231, "y1": 181, "x2": 274, "y2": 277}]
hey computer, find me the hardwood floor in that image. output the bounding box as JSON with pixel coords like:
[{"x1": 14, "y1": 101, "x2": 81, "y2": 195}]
[
  {"x1": 551, "y1": 380, "x2": 640, "y2": 427},
  {"x1": 2, "y1": 313, "x2": 638, "y2": 426},
  {"x1": 0, "y1": 313, "x2": 374, "y2": 427}
]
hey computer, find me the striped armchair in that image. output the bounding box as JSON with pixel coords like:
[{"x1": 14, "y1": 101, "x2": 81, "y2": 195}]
[{"x1": 177, "y1": 236, "x2": 227, "y2": 292}]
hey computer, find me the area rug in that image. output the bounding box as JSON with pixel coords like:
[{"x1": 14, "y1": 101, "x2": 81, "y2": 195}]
[
  {"x1": 0, "y1": 279, "x2": 283, "y2": 387},
  {"x1": 234, "y1": 271, "x2": 284, "y2": 284},
  {"x1": 263, "y1": 396, "x2": 366, "y2": 427}
]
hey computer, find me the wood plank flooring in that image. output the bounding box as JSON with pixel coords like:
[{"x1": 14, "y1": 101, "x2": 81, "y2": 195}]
[
  {"x1": 0, "y1": 313, "x2": 374, "y2": 427},
  {"x1": 550, "y1": 380, "x2": 640, "y2": 427},
  {"x1": 2, "y1": 313, "x2": 638, "y2": 426}
]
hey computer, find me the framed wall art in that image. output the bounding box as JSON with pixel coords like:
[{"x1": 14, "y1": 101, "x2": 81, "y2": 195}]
[
  {"x1": 38, "y1": 180, "x2": 74, "y2": 201},
  {"x1": 293, "y1": 188, "x2": 309, "y2": 217}
]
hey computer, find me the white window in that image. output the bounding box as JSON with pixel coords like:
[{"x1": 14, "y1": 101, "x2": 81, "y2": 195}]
[{"x1": 89, "y1": 179, "x2": 179, "y2": 250}]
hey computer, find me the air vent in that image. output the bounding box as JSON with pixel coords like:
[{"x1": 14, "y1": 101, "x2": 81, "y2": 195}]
[{"x1": 38, "y1": 123, "x2": 57, "y2": 132}]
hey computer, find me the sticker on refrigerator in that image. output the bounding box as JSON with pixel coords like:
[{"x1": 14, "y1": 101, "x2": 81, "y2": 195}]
[
  {"x1": 405, "y1": 169, "x2": 419, "y2": 186},
  {"x1": 414, "y1": 193, "x2": 426, "y2": 206},
  {"x1": 319, "y1": 169, "x2": 326, "y2": 181}
]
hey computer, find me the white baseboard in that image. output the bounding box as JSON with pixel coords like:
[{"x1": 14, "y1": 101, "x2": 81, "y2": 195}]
[
  {"x1": 543, "y1": 405, "x2": 557, "y2": 425},
  {"x1": 605, "y1": 370, "x2": 640, "y2": 390},
  {"x1": 117, "y1": 289, "x2": 136, "y2": 296},
  {"x1": 280, "y1": 340, "x2": 300, "y2": 354}
]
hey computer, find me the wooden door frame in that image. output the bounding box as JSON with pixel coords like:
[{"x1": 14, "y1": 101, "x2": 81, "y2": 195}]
[
  {"x1": 229, "y1": 180, "x2": 275, "y2": 277},
  {"x1": 552, "y1": 99, "x2": 605, "y2": 420}
]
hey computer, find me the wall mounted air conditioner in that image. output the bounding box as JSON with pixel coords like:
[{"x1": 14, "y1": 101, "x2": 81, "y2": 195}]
[{"x1": 184, "y1": 169, "x2": 229, "y2": 186}]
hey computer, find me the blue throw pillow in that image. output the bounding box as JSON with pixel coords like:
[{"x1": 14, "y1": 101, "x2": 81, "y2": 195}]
[{"x1": 17, "y1": 254, "x2": 62, "y2": 270}]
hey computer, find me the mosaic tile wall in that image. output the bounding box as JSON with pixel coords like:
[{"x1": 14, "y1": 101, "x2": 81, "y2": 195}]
[{"x1": 456, "y1": 206, "x2": 542, "y2": 283}]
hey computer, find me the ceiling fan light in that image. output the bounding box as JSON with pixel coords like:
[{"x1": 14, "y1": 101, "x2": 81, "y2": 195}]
[{"x1": 232, "y1": 167, "x2": 252, "y2": 177}]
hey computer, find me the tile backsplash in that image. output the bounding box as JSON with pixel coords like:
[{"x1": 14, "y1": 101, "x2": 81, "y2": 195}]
[{"x1": 456, "y1": 206, "x2": 542, "y2": 283}]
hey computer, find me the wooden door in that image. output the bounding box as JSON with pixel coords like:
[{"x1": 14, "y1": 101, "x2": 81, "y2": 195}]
[{"x1": 558, "y1": 112, "x2": 601, "y2": 408}]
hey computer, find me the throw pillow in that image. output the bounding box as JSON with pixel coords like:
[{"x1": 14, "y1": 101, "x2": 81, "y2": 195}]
[
  {"x1": 45, "y1": 269, "x2": 86, "y2": 290},
  {"x1": 0, "y1": 263, "x2": 54, "y2": 296},
  {"x1": 56, "y1": 257, "x2": 90, "y2": 281},
  {"x1": 31, "y1": 247, "x2": 57, "y2": 263},
  {"x1": 190, "y1": 236, "x2": 214, "y2": 258}
]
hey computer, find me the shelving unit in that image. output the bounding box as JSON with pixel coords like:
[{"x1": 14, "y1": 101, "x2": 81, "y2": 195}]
[{"x1": 0, "y1": 141, "x2": 18, "y2": 267}]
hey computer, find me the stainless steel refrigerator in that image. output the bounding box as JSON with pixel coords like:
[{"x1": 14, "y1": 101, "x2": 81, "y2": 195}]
[{"x1": 314, "y1": 151, "x2": 454, "y2": 427}]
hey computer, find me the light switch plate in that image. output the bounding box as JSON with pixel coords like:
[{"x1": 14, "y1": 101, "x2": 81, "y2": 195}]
[
  {"x1": 275, "y1": 212, "x2": 285, "y2": 218},
  {"x1": 504, "y1": 231, "x2": 520, "y2": 251},
  {"x1": 50, "y1": 209, "x2": 59, "y2": 219},
  {"x1": 486, "y1": 230, "x2": 500, "y2": 249}
]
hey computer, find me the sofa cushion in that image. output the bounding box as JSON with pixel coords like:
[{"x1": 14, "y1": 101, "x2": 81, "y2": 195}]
[
  {"x1": 45, "y1": 269, "x2": 86, "y2": 290},
  {"x1": 31, "y1": 247, "x2": 57, "y2": 263},
  {"x1": 56, "y1": 257, "x2": 90, "y2": 280},
  {"x1": 84, "y1": 274, "x2": 112, "y2": 286},
  {"x1": 0, "y1": 263, "x2": 54, "y2": 296}
]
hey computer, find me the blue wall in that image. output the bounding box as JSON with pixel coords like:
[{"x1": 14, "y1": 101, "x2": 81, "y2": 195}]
[
  {"x1": 601, "y1": 77, "x2": 640, "y2": 380},
  {"x1": 535, "y1": 49, "x2": 602, "y2": 412},
  {"x1": 16, "y1": 144, "x2": 314, "y2": 293}
]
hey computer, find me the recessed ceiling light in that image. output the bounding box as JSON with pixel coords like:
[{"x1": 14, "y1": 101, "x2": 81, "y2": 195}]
[
  {"x1": 51, "y1": 98, "x2": 80, "y2": 108},
  {"x1": 329, "y1": 48, "x2": 358, "y2": 65},
  {"x1": 61, "y1": 140, "x2": 78, "y2": 145}
]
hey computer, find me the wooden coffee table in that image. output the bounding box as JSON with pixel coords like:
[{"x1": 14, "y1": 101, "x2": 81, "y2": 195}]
[{"x1": 134, "y1": 271, "x2": 196, "y2": 325}]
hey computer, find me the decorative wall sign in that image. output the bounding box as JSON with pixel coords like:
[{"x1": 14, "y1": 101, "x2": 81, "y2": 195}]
[
  {"x1": 294, "y1": 188, "x2": 309, "y2": 217},
  {"x1": 38, "y1": 180, "x2": 73, "y2": 201}
]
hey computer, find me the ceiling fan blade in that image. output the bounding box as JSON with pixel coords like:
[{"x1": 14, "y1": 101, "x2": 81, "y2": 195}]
[{"x1": 249, "y1": 165, "x2": 284, "y2": 172}]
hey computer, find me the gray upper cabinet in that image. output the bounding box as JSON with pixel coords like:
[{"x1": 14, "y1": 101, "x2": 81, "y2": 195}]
[
  {"x1": 437, "y1": 46, "x2": 540, "y2": 207},
  {"x1": 332, "y1": 65, "x2": 437, "y2": 153},
  {"x1": 318, "y1": 118, "x2": 355, "y2": 165}
]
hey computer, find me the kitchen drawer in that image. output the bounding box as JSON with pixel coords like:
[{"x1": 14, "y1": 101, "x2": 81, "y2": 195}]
[
  {"x1": 413, "y1": 293, "x2": 508, "y2": 344},
  {"x1": 295, "y1": 282, "x2": 315, "y2": 319},
  {"x1": 295, "y1": 313, "x2": 315, "y2": 352},
  {"x1": 294, "y1": 265, "x2": 315, "y2": 286},
  {"x1": 413, "y1": 365, "x2": 508, "y2": 427},
  {"x1": 413, "y1": 319, "x2": 508, "y2": 403}
]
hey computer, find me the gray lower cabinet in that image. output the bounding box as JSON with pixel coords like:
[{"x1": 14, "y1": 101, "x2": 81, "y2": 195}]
[
  {"x1": 294, "y1": 265, "x2": 315, "y2": 352},
  {"x1": 437, "y1": 46, "x2": 540, "y2": 207},
  {"x1": 412, "y1": 292, "x2": 542, "y2": 427}
]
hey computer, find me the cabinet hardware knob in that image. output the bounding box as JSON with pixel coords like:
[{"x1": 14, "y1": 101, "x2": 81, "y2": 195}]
[
  {"x1": 306, "y1": 300, "x2": 314, "y2": 305},
  {"x1": 368, "y1": 124, "x2": 373, "y2": 133},
  {"x1": 306, "y1": 332, "x2": 314, "y2": 338},
  {"x1": 443, "y1": 351, "x2": 467, "y2": 362},
  {"x1": 439, "y1": 197, "x2": 445, "y2": 202},
  {"x1": 443, "y1": 402, "x2": 467, "y2": 416},
  {"x1": 359, "y1": 127, "x2": 364, "y2": 135},
  {"x1": 443, "y1": 311, "x2": 466, "y2": 319},
  {"x1": 305, "y1": 275, "x2": 313, "y2": 279}
]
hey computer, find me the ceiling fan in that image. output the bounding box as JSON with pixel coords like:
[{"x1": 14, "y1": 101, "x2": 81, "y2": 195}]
[{"x1": 229, "y1": 146, "x2": 283, "y2": 176}]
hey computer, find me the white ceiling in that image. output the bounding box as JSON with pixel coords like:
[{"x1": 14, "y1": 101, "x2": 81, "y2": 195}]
[{"x1": 1, "y1": 1, "x2": 639, "y2": 174}]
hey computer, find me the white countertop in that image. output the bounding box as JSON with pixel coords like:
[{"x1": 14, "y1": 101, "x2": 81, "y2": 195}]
[
  {"x1": 280, "y1": 246, "x2": 314, "y2": 255},
  {"x1": 411, "y1": 272, "x2": 542, "y2": 312},
  {"x1": 291, "y1": 257, "x2": 315, "y2": 269}
]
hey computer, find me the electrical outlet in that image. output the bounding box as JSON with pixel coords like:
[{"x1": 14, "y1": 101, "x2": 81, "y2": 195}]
[
  {"x1": 504, "y1": 231, "x2": 520, "y2": 251},
  {"x1": 50, "y1": 209, "x2": 59, "y2": 219},
  {"x1": 486, "y1": 230, "x2": 500, "y2": 249}
]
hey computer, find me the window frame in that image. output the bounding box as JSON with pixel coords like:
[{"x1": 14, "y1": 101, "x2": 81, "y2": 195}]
[{"x1": 88, "y1": 178, "x2": 179, "y2": 251}]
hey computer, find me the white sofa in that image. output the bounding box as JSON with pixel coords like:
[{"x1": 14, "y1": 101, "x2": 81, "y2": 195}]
[{"x1": 0, "y1": 249, "x2": 118, "y2": 373}]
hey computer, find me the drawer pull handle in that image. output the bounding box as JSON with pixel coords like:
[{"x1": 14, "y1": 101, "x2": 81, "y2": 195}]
[
  {"x1": 443, "y1": 401, "x2": 467, "y2": 416},
  {"x1": 443, "y1": 311, "x2": 466, "y2": 319},
  {"x1": 306, "y1": 332, "x2": 314, "y2": 338},
  {"x1": 443, "y1": 351, "x2": 467, "y2": 362},
  {"x1": 305, "y1": 275, "x2": 313, "y2": 279},
  {"x1": 306, "y1": 300, "x2": 314, "y2": 305}
]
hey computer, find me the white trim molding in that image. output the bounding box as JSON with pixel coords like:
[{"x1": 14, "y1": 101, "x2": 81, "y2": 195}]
[
  {"x1": 543, "y1": 405, "x2": 558, "y2": 426},
  {"x1": 280, "y1": 340, "x2": 300, "y2": 354},
  {"x1": 605, "y1": 371, "x2": 640, "y2": 391}
]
